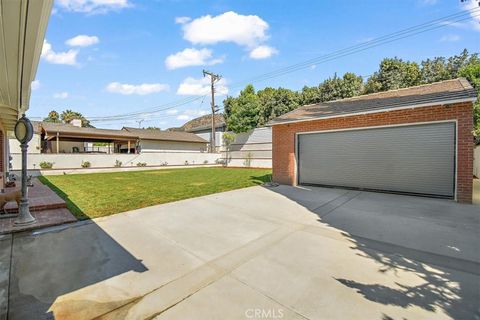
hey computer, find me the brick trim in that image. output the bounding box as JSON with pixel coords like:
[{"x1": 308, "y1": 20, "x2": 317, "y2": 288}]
[{"x1": 272, "y1": 102, "x2": 474, "y2": 203}]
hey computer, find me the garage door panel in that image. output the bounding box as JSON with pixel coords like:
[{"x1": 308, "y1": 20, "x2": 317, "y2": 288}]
[{"x1": 298, "y1": 122, "x2": 455, "y2": 197}]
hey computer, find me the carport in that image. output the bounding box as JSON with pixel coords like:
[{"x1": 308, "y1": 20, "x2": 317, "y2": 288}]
[{"x1": 269, "y1": 78, "x2": 477, "y2": 203}]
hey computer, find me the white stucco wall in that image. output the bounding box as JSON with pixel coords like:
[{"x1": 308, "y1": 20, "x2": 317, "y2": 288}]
[
  {"x1": 10, "y1": 152, "x2": 221, "y2": 170},
  {"x1": 139, "y1": 140, "x2": 207, "y2": 153},
  {"x1": 9, "y1": 135, "x2": 41, "y2": 154},
  {"x1": 474, "y1": 145, "x2": 480, "y2": 178}
]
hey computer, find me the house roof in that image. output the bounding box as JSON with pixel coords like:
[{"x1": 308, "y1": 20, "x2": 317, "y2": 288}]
[
  {"x1": 38, "y1": 121, "x2": 138, "y2": 140},
  {"x1": 181, "y1": 114, "x2": 226, "y2": 132},
  {"x1": 122, "y1": 127, "x2": 207, "y2": 143},
  {"x1": 268, "y1": 78, "x2": 478, "y2": 126}
]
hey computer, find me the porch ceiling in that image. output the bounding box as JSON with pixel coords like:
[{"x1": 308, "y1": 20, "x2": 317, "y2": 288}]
[{"x1": 0, "y1": 0, "x2": 52, "y2": 130}]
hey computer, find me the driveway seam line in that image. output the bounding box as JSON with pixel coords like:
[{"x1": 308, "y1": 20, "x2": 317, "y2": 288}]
[
  {"x1": 94, "y1": 225, "x2": 304, "y2": 320},
  {"x1": 227, "y1": 273, "x2": 311, "y2": 320}
]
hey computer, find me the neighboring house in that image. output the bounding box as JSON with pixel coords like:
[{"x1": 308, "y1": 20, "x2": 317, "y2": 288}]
[
  {"x1": 9, "y1": 122, "x2": 208, "y2": 156},
  {"x1": 10, "y1": 121, "x2": 139, "y2": 154},
  {"x1": 269, "y1": 78, "x2": 477, "y2": 203},
  {"x1": 181, "y1": 114, "x2": 226, "y2": 151},
  {"x1": 0, "y1": 0, "x2": 52, "y2": 187},
  {"x1": 122, "y1": 127, "x2": 208, "y2": 153}
]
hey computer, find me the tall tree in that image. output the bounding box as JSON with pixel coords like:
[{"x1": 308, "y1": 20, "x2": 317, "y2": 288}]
[
  {"x1": 60, "y1": 109, "x2": 92, "y2": 127},
  {"x1": 318, "y1": 72, "x2": 363, "y2": 102},
  {"x1": 300, "y1": 85, "x2": 321, "y2": 105},
  {"x1": 458, "y1": 61, "x2": 480, "y2": 141},
  {"x1": 43, "y1": 110, "x2": 61, "y2": 123},
  {"x1": 225, "y1": 84, "x2": 261, "y2": 133},
  {"x1": 257, "y1": 87, "x2": 300, "y2": 126},
  {"x1": 364, "y1": 58, "x2": 421, "y2": 93}
]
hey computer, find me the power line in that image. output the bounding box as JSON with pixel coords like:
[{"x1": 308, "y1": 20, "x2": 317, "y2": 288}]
[{"x1": 31, "y1": 7, "x2": 480, "y2": 123}]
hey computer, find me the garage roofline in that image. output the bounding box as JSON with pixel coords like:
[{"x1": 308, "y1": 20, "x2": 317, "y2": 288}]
[{"x1": 267, "y1": 97, "x2": 476, "y2": 126}]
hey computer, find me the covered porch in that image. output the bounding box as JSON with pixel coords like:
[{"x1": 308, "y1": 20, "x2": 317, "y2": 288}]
[{"x1": 39, "y1": 123, "x2": 139, "y2": 154}]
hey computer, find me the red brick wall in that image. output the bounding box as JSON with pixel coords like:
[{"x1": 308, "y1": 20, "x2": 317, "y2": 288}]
[{"x1": 272, "y1": 102, "x2": 474, "y2": 203}]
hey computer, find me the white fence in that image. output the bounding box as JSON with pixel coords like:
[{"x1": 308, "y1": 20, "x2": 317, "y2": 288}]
[
  {"x1": 10, "y1": 152, "x2": 221, "y2": 170},
  {"x1": 474, "y1": 145, "x2": 480, "y2": 178},
  {"x1": 222, "y1": 127, "x2": 272, "y2": 168}
]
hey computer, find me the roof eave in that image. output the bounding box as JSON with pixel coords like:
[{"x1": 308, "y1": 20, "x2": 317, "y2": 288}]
[{"x1": 267, "y1": 96, "x2": 477, "y2": 127}]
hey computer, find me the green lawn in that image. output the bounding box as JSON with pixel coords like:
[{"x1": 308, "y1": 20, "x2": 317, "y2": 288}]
[{"x1": 39, "y1": 167, "x2": 272, "y2": 220}]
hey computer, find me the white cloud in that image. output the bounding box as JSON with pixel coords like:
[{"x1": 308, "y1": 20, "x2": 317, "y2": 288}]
[
  {"x1": 182, "y1": 11, "x2": 269, "y2": 48},
  {"x1": 31, "y1": 80, "x2": 40, "y2": 90},
  {"x1": 41, "y1": 40, "x2": 78, "y2": 65},
  {"x1": 440, "y1": 34, "x2": 460, "y2": 42},
  {"x1": 176, "y1": 115, "x2": 190, "y2": 120},
  {"x1": 56, "y1": 0, "x2": 131, "y2": 14},
  {"x1": 53, "y1": 92, "x2": 69, "y2": 99},
  {"x1": 165, "y1": 48, "x2": 224, "y2": 70},
  {"x1": 175, "y1": 16, "x2": 191, "y2": 24},
  {"x1": 463, "y1": 0, "x2": 480, "y2": 31},
  {"x1": 176, "y1": 109, "x2": 208, "y2": 121},
  {"x1": 419, "y1": 0, "x2": 437, "y2": 5},
  {"x1": 106, "y1": 82, "x2": 170, "y2": 95},
  {"x1": 66, "y1": 35, "x2": 100, "y2": 47},
  {"x1": 166, "y1": 109, "x2": 179, "y2": 115},
  {"x1": 249, "y1": 45, "x2": 278, "y2": 59},
  {"x1": 441, "y1": 2, "x2": 480, "y2": 32},
  {"x1": 177, "y1": 76, "x2": 228, "y2": 96}
]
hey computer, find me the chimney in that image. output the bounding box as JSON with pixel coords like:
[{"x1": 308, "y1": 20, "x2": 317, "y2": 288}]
[{"x1": 71, "y1": 119, "x2": 82, "y2": 127}]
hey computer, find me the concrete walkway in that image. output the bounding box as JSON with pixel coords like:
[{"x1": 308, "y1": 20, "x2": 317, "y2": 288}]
[{"x1": 1, "y1": 186, "x2": 479, "y2": 319}]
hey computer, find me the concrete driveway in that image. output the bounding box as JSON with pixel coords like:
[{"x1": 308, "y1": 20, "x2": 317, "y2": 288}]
[{"x1": 1, "y1": 185, "x2": 479, "y2": 320}]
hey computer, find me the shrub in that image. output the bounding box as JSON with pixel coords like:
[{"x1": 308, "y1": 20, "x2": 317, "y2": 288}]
[
  {"x1": 243, "y1": 152, "x2": 253, "y2": 167},
  {"x1": 39, "y1": 161, "x2": 54, "y2": 169},
  {"x1": 81, "y1": 161, "x2": 91, "y2": 168},
  {"x1": 203, "y1": 160, "x2": 209, "y2": 164},
  {"x1": 136, "y1": 162, "x2": 147, "y2": 167},
  {"x1": 114, "y1": 160, "x2": 122, "y2": 167}
]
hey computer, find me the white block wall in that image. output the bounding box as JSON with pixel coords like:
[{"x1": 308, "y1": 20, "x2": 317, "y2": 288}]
[
  {"x1": 222, "y1": 127, "x2": 272, "y2": 168},
  {"x1": 10, "y1": 152, "x2": 221, "y2": 170}
]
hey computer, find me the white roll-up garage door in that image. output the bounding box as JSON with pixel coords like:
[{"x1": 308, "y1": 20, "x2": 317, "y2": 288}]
[{"x1": 297, "y1": 122, "x2": 456, "y2": 198}]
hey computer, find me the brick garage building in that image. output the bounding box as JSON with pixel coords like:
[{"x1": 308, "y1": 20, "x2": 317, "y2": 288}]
[{"x1": 269, "y1": 78, "x2": 477, "y2": 203}]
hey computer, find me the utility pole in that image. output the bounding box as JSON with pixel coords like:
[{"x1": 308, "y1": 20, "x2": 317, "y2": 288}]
[
  {"x1": 136, "y1": 119, "x2": 144, "y2": 129},
  {"x1": 203, "y1": 69, "x2": 221, "y2": 153}
]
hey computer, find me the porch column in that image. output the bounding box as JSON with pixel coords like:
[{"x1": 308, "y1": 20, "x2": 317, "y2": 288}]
[
  {"x1": 127, "y1": 140, "x2": 131, "y2": 154},
  {"x1": 56, "y1": 132, "x2": 59, "y2": 153}
]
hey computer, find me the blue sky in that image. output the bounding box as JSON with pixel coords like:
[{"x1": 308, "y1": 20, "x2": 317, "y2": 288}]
[{"x1": 29, "y1": 0, "x2": 480, "y2": 129}]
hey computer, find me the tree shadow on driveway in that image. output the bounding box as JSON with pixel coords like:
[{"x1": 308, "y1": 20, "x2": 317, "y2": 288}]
[
  {"x1": 8, "y1": 221, "x2": 148, "y2": 320},
  {"x1": 266, "y1": 185, "x2": 480, "y2": 320}
]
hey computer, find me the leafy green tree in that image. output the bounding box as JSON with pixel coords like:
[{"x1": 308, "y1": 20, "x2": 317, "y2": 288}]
[
  {"x1": 225, "y1": 84, "x2": 261, "y2": 133},
  {"x1": 364, "y1": 58, "x2": 421, "y2": 93},
  {"x1": 257, "y1": 87, "x2": 300, "y2": 126},
  {"x1": 300, "y1": 85, "x2": 321, "y2": 105},
  {"x1": 144, "y1": 126, "x2": 160, "y2": 130},
  {"x1": 43, "y1": 110, "x2": 61, "y2": 123},
  {"x1": 60, "y1": 109, "x2": 92, "y2": 127},
  {"x1": 458, "y1": 62, "x2": 480, "y2": 141},
  {"x1": 318, "y1": 73, "x2": 363, "y2": 102},
  {"x1": 420, "y1": 57, "x2": 450, "y2": 84}
]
